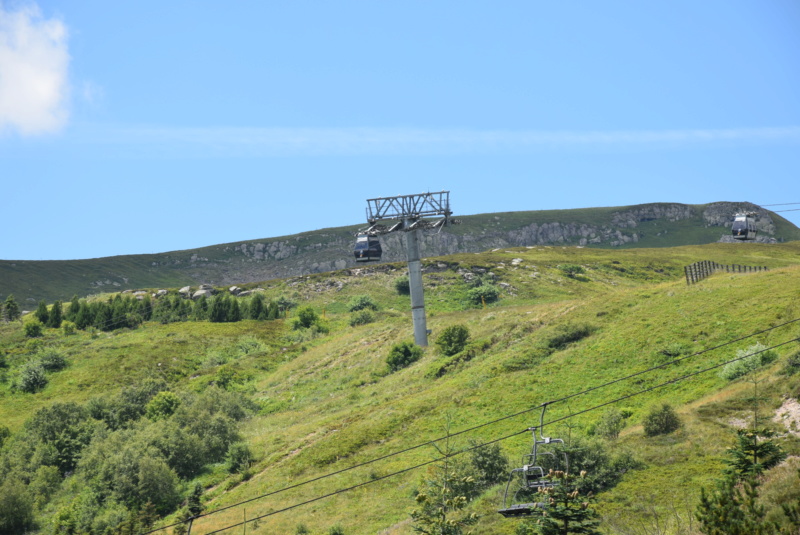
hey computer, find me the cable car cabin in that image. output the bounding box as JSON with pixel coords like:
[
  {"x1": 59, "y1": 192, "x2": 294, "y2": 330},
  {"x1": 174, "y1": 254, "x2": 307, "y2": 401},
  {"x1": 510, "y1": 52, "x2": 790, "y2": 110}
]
[
  {"x1": 354, "y1": 234, "x2": 382, "y2": 262},
  {"x1": 731, "y1": 213, "x2": 757, "y2": 241}
]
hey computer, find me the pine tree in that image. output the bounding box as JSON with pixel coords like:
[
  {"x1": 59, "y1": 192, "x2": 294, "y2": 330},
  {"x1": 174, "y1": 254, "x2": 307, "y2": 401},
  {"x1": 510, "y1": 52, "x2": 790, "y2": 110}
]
[
  {"x1": 696, "y1": 475, "x2": 776, "y2": 534},
  {"x1": 248, "y1": 294, "x2": 264, "y2": 320},
  {"x1": 228, "y1": 298, "x2": 242, "y2": 322},
  {"x1": 521, "y1": 471, "x2": 602, "y2": 535},
  {"x1": 34, "y1": 300, "x2": 49, "y2": 325},
  {"x1": 725, "y1": 428, "x2": 786, "y2": 480},
  {"x1": 3, "y1": 295, "x2": 20, "y2": 322},
  {"x1": 47, "y1": 300, "x2": 63, "y2": 328},
  {"x1": 65, "y1": 295, "x2": 80, "y2": 322}
]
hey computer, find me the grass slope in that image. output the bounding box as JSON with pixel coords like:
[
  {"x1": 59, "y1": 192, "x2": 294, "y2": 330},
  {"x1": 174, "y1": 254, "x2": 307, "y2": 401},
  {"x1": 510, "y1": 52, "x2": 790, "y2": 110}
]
[{"x1": 2, "y1": 242, "x2": 800, "y2": 534}]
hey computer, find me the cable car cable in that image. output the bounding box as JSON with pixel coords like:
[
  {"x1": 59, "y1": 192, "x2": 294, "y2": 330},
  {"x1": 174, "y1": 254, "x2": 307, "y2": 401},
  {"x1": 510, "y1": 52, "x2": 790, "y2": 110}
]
[
  {"x1": 143, "y1": 318, "x2": 800, "y2": 534},
  {"x1": 200, "y1": 335, "x2": 800, "y2": 534}
]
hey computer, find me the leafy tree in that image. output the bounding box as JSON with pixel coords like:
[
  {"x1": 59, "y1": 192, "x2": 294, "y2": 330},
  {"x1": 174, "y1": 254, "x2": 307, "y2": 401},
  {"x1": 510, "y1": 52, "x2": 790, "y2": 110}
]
[
  {"x1": 293, "y1": 306, "x2": 320, "y2": 330},
  {"x1": 467, "y1": 284, "x2": 500, "y2": 306},
  {"x1": 146, "y1": 391, "x2": 182, "y2": 421},
  {"x1": 643, "y1": 403, "x2": 681, "y2": 437},
  {"x1": 595, "y1": 407, "x2": 626, "y2": 440},
  {"x1": 0, "y1": 477, "x2": 35, "y2": 534},
  {"x1": 517, "y1": 471, "x2": 602, "y2": 535},
  {"x1": 35, "y1": 299, "x2": 50, "y2": 325},
  {"x1": 226, "y1": 441, "x2": 253, "y2": 473},
  {"x1": 348, "y1": 294, "x2": 378, "y2": 312},
  {"x1": 435, "y1": 325, "x2": 470, "y2": 356},
  {"x1": 47, "y1": 300, "x2": 63, "y2": 328},
  {"x1": 467, "y1": 440, "x2": 509, "y2": 489},
  {"x1": 387, "y1": 341, "x2": 423, "y2": 372},
  {"x1": 4, "y1": 294, "x2": 21, "y2": 322}
]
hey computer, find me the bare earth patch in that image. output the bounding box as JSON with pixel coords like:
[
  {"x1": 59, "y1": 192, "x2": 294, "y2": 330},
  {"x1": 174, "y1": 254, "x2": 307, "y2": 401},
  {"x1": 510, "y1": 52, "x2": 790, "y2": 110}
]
[{"x1": 773, "y1": 397, "x2": 800, "y2": 436}]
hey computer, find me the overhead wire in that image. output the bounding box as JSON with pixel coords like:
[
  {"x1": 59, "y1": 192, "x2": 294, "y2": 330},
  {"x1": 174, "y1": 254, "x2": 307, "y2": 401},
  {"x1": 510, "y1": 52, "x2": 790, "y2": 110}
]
[
  {"x1": 143, "y1": 317, "x2": 800, "y2": 534},
  {"x1": 201, "y1": 335, "x2": 800, "y2": 535}
]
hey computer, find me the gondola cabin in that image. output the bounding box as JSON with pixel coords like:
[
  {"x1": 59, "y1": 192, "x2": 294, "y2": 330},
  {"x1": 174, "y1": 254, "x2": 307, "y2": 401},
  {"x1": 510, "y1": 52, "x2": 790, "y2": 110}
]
[
  {"x1": 354, "y1": 234, "x2": 382, "y2": 262},
  {"x1": 731, "y1": 213, "x2": 757, "y2": 241}
]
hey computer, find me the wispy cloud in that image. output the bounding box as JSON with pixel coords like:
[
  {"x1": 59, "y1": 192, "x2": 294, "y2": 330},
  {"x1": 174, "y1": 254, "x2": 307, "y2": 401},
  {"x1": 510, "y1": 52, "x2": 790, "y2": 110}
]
[
  {"x1": 78, "y1": 125, "x2": 800, "y2": 157},
  {"x1": 0, "y1": 3, "x2": 69, "y2": 136}
]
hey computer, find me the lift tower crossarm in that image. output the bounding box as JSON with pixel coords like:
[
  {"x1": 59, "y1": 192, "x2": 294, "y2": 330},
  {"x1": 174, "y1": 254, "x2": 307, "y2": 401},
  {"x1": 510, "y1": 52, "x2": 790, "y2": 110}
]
[{"x1": 366, "y1": 191, "x2": 452, "y2": 224}]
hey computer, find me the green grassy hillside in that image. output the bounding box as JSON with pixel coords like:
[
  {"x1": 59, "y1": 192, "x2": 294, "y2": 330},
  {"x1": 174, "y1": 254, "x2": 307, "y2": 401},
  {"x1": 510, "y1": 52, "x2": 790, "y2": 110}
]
[
  {"x1": 3, "y1": 201, "x2": 798, "y2": 306},
  {"x1": 2, "y1": 242, "x2": 800, "y2": 534}
]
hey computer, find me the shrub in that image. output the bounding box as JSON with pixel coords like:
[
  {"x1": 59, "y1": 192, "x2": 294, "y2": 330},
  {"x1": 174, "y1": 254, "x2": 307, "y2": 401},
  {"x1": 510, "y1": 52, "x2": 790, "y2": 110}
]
[
  {"x1": 547, "y1": 323, "x2": 596, "y2": 350},
  {"x1": 226, "y1": 442, "x2": 253, "y2": 473},
  {"x1": 348, "y1": 295, "x2": 378, "y2": 312},
  {"x1": 62, "y1": 320, "x2": 76, "y2": 336},
  {"x1": 596, "y1": 407, "x2": 626, "y2": 440},
  {"x1": 435, "y1": 325, "x2": 470, "y2": 356},
  {"x1": 643, "y1": 403, "x2": 681, "y2": 437},
  {"x1": 558, "y1": 264, "x2": 588, "y2": 281},
  {"x1": 23, "y1": 317, "x2": 44, "y2": 338},
  {"x1": 394, "y1": 276, "x2": 410, "y2": 295},
  {"x1": 468, "y1": 440, "x2": 509, "y2": 488},
  {"x1": 719, "y1": 342, "x2": 778, "y2": 381},
  {"x1": 386, "y1": 341, "x2": 423, "y2": 372},
  {"x1": 349, "y1": 310, "x2": 375, "y2": 327},
  {"x1": 467, "y1": 284, "x2": 500, "y2": 306},
  {"x1": 17, "y1": 362, "x2": 48, "y2": 393},
  {"x1": 39, "y1": 347, "x2": 68, "y2": 371},
  {"x1": 293, "y1": 306, "x2": 320, "y2": 330},
  {"x1": 782, "y1": 350, "x2": 800, "y2": 376}
]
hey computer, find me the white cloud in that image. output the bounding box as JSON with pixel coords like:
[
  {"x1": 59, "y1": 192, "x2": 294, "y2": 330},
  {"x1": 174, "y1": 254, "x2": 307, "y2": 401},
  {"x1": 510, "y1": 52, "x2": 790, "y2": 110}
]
[{"x1": 0, "y1": 3, "x2": 69, "y2": 136}]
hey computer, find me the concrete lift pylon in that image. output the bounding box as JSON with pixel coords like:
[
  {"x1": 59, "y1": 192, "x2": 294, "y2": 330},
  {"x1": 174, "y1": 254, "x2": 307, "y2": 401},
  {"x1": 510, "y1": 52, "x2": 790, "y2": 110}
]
[{"x1": 361, "y1": 191, "x2": 454, "y2": 347}]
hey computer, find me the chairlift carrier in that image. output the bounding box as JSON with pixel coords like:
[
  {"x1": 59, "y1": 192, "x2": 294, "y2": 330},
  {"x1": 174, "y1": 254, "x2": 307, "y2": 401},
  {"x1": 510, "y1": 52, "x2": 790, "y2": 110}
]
[
  {"x1": 498, "y1": 404, "x2": 569, "y2": 517},
  {"x1": 731, "y1": 212, "x2": 757, "y2": 241},
  {"x1": 353, "y1": 233, "x2": 382, "y2": 262}
]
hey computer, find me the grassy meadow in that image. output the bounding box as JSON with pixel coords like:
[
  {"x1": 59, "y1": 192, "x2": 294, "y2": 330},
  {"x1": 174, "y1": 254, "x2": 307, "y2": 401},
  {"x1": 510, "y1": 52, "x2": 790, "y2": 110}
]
[{"x1": 2, "y1": 241, "x2": 800, "y2": 534}]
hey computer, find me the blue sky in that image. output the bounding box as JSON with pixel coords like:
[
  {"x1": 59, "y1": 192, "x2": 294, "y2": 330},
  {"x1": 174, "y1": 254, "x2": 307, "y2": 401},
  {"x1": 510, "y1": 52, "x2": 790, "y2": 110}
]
[{"x1": 1, "y1": 1, "x2": 798, "y2": 260}]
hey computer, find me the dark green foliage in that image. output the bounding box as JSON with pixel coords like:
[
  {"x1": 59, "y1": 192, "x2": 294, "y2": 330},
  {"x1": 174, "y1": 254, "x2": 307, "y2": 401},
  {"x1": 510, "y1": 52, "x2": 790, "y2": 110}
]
[
  {"x1": 781, "y1": 350, "x2": 800, "y2": 376},
  {"x1": 24, "y1": 402, "x2": 96, "y2": 475},
  {"x1": 226, "y1": 441, "x2": 253, "y2": 473},
  {"x1": 467, "y1": 440, "x2": 509, "y2": 489},
  {"x1": 0, "y1": 477, "x2": 35, "y2": 534},
  {"x1": 193, "y1": 295, "x2": 209, "y2": 320},
  {"x1": 595, "y1": 407, "x2": 627, "y2": 440},
  {"x1": 293, "y1": 306, "x2": 326, "y2": 331},
  {"x1": 23, "y1": 317, "x2": 44, "y2": 338},
  {"x1": 558, "y1": 264, "x2": 590, "y2": 282},
  {"x1": 3, "y1": 294, "x2": 21, "y2": 322},
  {"x1": 35, "y1": 299, "x2": 49, "y2": 325},
  {"x1": 435, "y1": 324, "x2": 470, "y2": 356},
  {"x1": 65, "y1": 295, "x2": 80, "y2": 322},
  {"x1": 17, "y1": 362, "x2": 48, "y2": 393},
  {"x1": 328, "y1": 525, "x2": 346, "y2": 535},
  {"x1": 0, "y1": 425, "x2": 10, "y2": 449},
  {"x1": 248, "y1": 293, "x2": 265, "y2": 320},
  {"x1": 348, "y1": 294, "x2": 378, "y2": 312},
  {"x1": 47, "y1": 300, "x2": 63, "y2": 328},
  {"x1": 386, "y1": 341, "x2": 423, "y2": 372},
  {"x1": 187, "y1": 483, "x2": 204, "y2": 516},
  {"x1": 724, "y1": 428, "x2": 786, "y2": 480},
  {"x1": 89, "y1": 377, "x2": 169, "y2": 430},
  {"x1": 467, "y1": 284, "x2": 500, "y2": 306},
  {"x1": 696, "y1": 475, "x2": 776, "y2": 535},
  {"x1": 349, "y1": 309, "x2": 375, "y2": 327},
  {"x1": 547, "y1": 323, "x2": 596, "y2": 350},
  {"x1": 395, "y1": 276, "x2": 410, "y2": 295},
  {"x1": 517, "y1": 471, "x2": 602, "y2": 535},
  {"x1": 62, "y1": 320, "x2": 76, "y2": 336},
  {"x1": 643, "y1": 403, "x2": 681, "y2": 437},
  {"x1": 39, "y1": 347, "x2": 68, "y2": 371}
]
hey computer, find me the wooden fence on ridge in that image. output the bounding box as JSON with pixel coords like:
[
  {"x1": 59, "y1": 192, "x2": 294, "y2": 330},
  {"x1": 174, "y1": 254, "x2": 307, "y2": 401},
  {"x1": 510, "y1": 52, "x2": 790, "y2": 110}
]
[{"x1": 684, "y1": 261, "x2": 768, "y2": 285}]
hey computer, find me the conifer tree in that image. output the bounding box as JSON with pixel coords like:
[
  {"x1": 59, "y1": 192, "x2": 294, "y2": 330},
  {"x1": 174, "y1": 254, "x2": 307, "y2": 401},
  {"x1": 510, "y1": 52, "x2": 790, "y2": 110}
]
[
  {"x1": 725, "y1": 428, "x2": 786, "y2": 480},
  {"x1": 519, "y1": 471, "x2": 602, "y2": 535},
  {"x1": 34, "y1": 300, "x2": 49, "y2": 325},
  {"x1": 65, "y1": 295, "x2": 80, "y2": 322},
  {"x1": 47, "y1": 300, "x2": 63, "y2": 328},
  {"x1": 696, "y1": 475, "x2": 776, "y2": 535},
  {"x1": 3, "y1": 294, "x2": 21, "y2": 322},
  {"x1": 248, "y1": 294, "x2": 264, "y2": 320},
  {"x1": 228, "y1": 299, "x2": 242, "y2": 322}
]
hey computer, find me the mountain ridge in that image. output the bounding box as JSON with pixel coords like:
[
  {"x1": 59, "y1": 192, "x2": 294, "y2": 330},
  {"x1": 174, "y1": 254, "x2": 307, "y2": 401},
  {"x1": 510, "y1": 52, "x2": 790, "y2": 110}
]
[{"x1": 2, "y1": 201, "x2": 798, "y2": 305}]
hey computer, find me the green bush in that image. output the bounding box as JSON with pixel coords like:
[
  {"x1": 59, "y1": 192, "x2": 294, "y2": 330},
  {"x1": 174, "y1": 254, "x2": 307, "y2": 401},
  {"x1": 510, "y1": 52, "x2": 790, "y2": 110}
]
[
  {"x1": 558, "y1": 264, "x2": 588, "y2": 281},
  {"x1": 293, "y1": 306, "x2": 320, "y2": 330},
  {"x1": 39, "y1": 347, "x2": 68, "y2": 371},
  {"x1": 596, "y1": 407, "x2": 626, "y2": 440},
  {"x1": 386, "y1": 341, "x2": 423, "y2": 372},
  {"x1": 394, "y1": 276, "x2": 410, "y2": 295},
  {"x1": 468, "y1": 440, "x2": 509, "y2": 488},
  {"x1": 547, "y1": 323, "x2": 596, "y2": 350},
  {"x1": 719, "y1": 342, "x2": 778, "y2": 381},
  {"x1": 467, "y1": 284, "x2": 500, "y2": 306},
  {"x1": 146, "y1": 391, "x2": 181, "y2": 421},
  {"x1": 349, "y1": 310, "x2": 375, "y2": 327},
  {"x1": 62, "y1": 320, "x2": 76, "y2": 336},
  {"x1": 226, "y1": 441, "x2": 253, "y2": 473},
  {"x1": 781, "y1": 350, "x2": 800, "y2": 376},
  {"x1": 348, "y1": 295, "x2": 378, "y2": 312},
  {"x1": 435, "y1": 325, "x2": 470, "y2": 356},
  {"x1": 17, "y1": 362, "x2": 48, "y2": 393},
  {"x1": 23, "y1": 317, "x2": 44, "y2": 338},
  {"x1": 643, "y1": 403, "x2": 681, "y2": 437}
]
